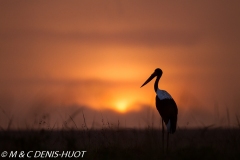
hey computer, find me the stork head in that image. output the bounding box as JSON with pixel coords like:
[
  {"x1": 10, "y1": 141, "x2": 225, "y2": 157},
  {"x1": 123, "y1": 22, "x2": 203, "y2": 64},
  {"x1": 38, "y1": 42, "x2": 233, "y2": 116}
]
[{"x1": 140, "y1": 68, "x2": 162, "y2": 88}]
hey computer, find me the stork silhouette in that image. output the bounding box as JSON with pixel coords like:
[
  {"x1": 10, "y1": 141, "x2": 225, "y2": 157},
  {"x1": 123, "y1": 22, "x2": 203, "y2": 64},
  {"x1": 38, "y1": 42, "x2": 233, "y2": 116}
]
[{"x1": 141, "y1": 68, "x2": 178, "y2": 152}]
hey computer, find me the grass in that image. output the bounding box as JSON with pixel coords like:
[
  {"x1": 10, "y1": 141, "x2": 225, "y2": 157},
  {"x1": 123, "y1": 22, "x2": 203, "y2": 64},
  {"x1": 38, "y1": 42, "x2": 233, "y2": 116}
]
[
  {"x1": 0, "y1": 127, "x2": 240, "y2": 160},
  {"x1": 1, "y1": 107, "x2": 240, "y2": 159}
]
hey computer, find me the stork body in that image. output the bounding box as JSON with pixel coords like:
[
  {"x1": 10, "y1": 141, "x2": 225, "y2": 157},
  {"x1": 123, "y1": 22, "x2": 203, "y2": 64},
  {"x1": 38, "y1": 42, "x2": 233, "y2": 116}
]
[
  {"x1": 156, "y1": 94, "x2": 178, "y2": 132},
  {"x1": 141, "y1": 68, "x2": 178, "y2": 151}
]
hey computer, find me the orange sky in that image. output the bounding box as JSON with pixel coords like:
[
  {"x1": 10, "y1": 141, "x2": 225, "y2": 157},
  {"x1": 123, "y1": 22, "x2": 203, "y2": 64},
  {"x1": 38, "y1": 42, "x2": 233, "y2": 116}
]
[{"x1": 0, "y1": 0, "x2": 240, "y2": 129}]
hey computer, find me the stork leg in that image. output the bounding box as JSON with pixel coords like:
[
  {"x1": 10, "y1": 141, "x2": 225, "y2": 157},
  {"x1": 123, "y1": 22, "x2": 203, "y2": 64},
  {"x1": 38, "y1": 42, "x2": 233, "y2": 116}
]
[
  {"x1": 167, "y1": 132, "x2": 169, "y2": 153},
  {"x1": 162, "y1": 118, "x2": 164, "y2": 152}
]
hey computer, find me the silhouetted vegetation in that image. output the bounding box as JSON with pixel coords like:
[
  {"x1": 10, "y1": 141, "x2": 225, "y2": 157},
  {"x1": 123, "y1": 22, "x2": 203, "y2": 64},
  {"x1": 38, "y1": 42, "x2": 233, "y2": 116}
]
[
  {"x1": 1, "y1": 107, "x2": 240, "y2": 159},
  {"x1": 1, "y1": 126, "x2": 240, "y2": 160}
]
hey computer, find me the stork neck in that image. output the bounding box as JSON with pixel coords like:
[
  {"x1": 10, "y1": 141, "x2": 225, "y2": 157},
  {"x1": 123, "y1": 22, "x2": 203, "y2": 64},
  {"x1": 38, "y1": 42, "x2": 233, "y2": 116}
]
[{"x1": 154, "y1": 75, "x2": 160, "y2": 92}]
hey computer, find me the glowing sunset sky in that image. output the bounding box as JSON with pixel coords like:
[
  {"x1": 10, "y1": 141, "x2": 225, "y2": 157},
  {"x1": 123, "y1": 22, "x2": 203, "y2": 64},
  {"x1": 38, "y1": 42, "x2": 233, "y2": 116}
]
[{"x1": 0, "y1": 0, "x2": 240, "y2": 129}]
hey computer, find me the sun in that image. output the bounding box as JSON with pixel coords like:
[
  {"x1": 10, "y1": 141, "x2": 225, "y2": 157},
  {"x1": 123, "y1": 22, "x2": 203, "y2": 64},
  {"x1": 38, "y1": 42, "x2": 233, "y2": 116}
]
[{"x1": 115, "y1": 100, "x2": 129, "y2": 113}]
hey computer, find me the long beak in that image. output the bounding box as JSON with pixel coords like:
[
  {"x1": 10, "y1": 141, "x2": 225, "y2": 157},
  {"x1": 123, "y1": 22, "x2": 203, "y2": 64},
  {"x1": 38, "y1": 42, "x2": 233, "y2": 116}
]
[{"x1": 140, "y1": 73, "x2": 156, "y2": 88}]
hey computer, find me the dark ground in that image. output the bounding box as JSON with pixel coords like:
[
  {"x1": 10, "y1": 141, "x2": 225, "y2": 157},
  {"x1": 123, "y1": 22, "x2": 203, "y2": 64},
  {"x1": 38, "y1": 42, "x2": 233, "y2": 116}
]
[{"x1": 0, "y1": 128, "x2": 240, "y2": 160}]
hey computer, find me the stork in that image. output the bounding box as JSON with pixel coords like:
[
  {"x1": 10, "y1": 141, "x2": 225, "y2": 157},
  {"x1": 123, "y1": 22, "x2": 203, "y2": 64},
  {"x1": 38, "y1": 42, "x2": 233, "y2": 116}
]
[{"x1": 141, "y1": 68, "x2": 178, "y2": 152}]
